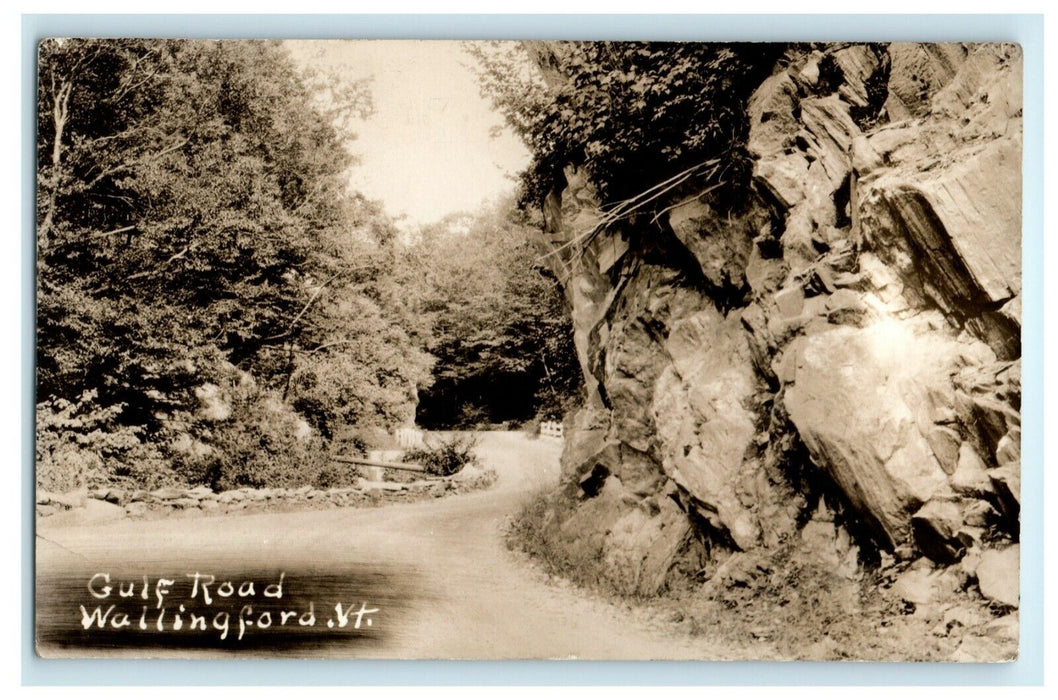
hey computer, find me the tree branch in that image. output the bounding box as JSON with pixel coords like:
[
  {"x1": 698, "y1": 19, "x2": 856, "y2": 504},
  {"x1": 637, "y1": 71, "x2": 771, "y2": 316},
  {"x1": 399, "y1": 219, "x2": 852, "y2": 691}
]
[
  {"x1": 84, "y1": 136, "x2": 189, "y2": 190},
  {"x1": 126, "y1": 241, "x2": 197, "y2": 281}
]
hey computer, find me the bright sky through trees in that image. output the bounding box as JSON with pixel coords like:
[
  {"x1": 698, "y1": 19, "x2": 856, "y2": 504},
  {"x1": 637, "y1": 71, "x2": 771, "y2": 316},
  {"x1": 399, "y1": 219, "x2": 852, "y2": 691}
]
[{"x1": 286, "y1": 40, "x2": 530, "y2": 228}]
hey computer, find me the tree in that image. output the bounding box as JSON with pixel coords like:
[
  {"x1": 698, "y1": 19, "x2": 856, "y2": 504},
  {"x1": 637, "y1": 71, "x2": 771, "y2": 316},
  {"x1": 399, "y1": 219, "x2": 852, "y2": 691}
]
[
  {"x1": 402, "y1": 199, "x2": 582, "y2": 428},
  {"x1": 467, "y1": 41, "x2": 783, "y2": 209},
  {"x1": 36, "y1": 39, "x2": 428, "y2": 489}
]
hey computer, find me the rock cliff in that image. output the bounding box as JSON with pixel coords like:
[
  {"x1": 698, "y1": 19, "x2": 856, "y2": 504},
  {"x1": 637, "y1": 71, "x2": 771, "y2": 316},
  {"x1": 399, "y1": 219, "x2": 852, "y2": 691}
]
[{"x1": 530, "y1": 43, "x2": 1022, "y2": 609}]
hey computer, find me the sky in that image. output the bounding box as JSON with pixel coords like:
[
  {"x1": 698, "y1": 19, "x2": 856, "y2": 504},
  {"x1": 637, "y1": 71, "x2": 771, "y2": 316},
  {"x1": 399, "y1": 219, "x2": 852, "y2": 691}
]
[{"x1": 286, "y1": 40, "x2": 530, "y2": 229}]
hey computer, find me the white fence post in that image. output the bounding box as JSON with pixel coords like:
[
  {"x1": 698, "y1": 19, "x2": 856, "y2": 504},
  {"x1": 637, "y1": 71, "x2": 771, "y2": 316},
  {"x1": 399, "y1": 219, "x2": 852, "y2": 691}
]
[
  {"x1": 539, "y1": 421, "x2": 564, "y2": 439},
  {"x1": 394, "y1": 427, "x2": 425, "y2": 449}
]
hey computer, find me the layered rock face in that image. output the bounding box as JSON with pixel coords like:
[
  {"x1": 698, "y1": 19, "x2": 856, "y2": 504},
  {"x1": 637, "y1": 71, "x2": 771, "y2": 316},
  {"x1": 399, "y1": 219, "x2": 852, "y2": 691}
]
[{"x1": 532, "y1": 43, "x2": 1022, "y2": 605}]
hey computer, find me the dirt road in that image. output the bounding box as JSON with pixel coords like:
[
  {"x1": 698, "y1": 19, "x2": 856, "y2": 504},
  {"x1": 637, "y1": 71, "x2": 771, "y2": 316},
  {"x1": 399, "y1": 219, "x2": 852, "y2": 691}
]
[{"x1": 36, "y1": 432, "x2": 715, "y2": 659}]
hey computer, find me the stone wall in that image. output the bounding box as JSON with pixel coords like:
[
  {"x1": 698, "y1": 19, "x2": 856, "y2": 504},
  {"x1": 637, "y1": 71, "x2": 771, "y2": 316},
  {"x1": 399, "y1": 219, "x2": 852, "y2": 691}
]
[{"x1": 37, "y1": 467, "x2": 498, "y2": 521}]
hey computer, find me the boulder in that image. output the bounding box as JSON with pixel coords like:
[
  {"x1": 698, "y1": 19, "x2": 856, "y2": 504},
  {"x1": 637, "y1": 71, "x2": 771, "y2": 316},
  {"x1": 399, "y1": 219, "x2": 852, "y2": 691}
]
[
  {"x1": 954, "y1": 390, "x2": 1020, "y2": 460},
  {"x1": 983, "y1": 612, "x2": 1019, "y2": 641},
  {"x1": 91, "y1": 487, "x2": 125, "y2": 505},
  {"x1": 963, "y1": 500, "x2": 999, "y2": 528},
  {"x1": 989, "y1": 465, "x2": 1021, "y2": 524},
  {"x1": 950, "y1": 442, "x2": 993, "y2": 495},
  {"x1": 950, "y1": 635, "x2": 1016, "y2": 663},
  {"x1": 892, "y1": 561, "x2": 960, "y2": 605},
  {"x1": 602, "y1": 494, "x2": 699, "y2": 597},
  {"x1": 150, "y1": 486, "x2": 186, "y2": 501},
  {"x1": 824, "y1": 288, "x2": 870, "y2": 326},
  {"x1": 931, "y1": 43, "x2": 1023, "y2": 129},
  {"x1": 46, "y1": 490, "x2": 87, "y2": 509},
  {"x1": 798, "y1": 95, "x2": 861, "y2": 186},
  {"x1": 830, "y1": 44, "x2": 884, "y2": 110},
  {"x1": 858, "y1": 135, "x2": 1021, "y2": 351},
  {"x1": 996, "y1": 432, "x2": 1020, "y2": 468},
  {"x1": 911, "y1": 500, "x2": 965, "y2": 563},
  {"x1": 800, "y1": 516, "x2": 860, "y2": 579},
  {"x1": 653, "y1": 308, "x2": 766, "y2": 550},
  {"x1": 933, "y1": 605, "x2": 989, "y2": 637},
  {"x1": 667, "y1": 199, "x2": 755, "y2": 294},
  {"x1": 976, "y1": 545, "x2": 1019, "y2": 608},
  {"x1": 784, "y1": 321, "x2": 958, "y2": 547},
  {"x1": 886, "y1": 43, "x2": 969, "y2": 118},
  {"x1": 748, "y1": 70, "x2": 805, "y2": 207},
  {"x1": 745, "y1": 245, "x2": 787, "y2": 294},
  {"x1": 42, "y1": 498, "x2": 125, "y2": 527},
  {"x1": 925, "y1": 426, "x2": 962, "y2": 474},
  {"x1": 886, "y1": 140, "x2": 1018, "y2": 303},
  {"x1": 774, "y1": 285, "x2": 806, "y2": 319}
]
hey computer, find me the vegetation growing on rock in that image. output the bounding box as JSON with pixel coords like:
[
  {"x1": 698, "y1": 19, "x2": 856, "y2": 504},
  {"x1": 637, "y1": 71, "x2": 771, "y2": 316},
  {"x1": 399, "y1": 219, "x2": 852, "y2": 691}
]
[{"x1": 469, "y1": 41, "x2": 782, "y2": 208}]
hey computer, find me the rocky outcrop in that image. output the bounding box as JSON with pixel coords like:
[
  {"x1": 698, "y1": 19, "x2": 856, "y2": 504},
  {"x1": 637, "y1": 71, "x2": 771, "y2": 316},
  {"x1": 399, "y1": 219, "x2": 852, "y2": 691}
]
[{"x1": 530, "y1": 41, "x2": 1022, "y2": 615}]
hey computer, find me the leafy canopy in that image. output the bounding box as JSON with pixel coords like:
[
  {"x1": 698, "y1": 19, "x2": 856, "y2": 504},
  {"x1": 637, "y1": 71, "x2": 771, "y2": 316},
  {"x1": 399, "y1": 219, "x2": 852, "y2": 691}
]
[
  {"x1": 36, "y1": 39, "x2": 430, "y2": 489},
  {"x1": 400, "y1": 199, "x2": 582, "y2": 428},
  {"x1": 468, "y1": 41, "x2": 783, "y2": 208}
]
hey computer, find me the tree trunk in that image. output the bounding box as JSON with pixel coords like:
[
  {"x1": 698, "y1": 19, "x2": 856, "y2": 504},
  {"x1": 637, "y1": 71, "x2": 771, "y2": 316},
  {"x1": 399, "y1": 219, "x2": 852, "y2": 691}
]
[{"x1": 38, "y1": 76, "x2": 72, "y2": 250}]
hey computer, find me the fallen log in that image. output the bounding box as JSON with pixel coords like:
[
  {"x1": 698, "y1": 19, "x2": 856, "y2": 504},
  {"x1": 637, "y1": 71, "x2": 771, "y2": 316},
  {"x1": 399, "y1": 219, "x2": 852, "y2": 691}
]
[{"x1": 329, "y1": 455, "x2": 426, "y2": 473}]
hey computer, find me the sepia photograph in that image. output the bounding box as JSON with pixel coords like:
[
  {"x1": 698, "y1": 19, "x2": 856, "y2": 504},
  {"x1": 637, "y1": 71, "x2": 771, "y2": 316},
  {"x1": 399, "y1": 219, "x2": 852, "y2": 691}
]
[{"x1": 34, "y1": 37, "x2": 1022, "y2": 662}]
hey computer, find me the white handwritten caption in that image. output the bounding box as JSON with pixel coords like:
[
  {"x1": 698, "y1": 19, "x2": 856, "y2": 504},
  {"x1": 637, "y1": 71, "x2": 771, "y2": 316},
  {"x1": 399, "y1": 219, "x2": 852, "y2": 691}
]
[{"x1": 78, "y1": 572, "x2": 379, "y2": 641}]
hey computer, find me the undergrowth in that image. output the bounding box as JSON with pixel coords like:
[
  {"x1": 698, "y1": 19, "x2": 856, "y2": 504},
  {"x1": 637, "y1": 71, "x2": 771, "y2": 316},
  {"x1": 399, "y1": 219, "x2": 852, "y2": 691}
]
[
  {"x1": 507, "y1": 488, "x2": 1013, "y2": 661},
  {"x1": 404, "y1": 433, "x2": 480, "y2": 477}
]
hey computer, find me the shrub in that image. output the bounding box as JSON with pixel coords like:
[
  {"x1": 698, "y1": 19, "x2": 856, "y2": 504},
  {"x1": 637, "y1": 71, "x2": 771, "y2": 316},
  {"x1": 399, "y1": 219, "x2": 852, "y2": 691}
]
[
  {"x1": 404, "y1": 434, "x2": 480, "y2": 477},
  {"x1": 170, "y1": 364, "x2": 328, "y2": 491},
  {"x1": 36, "y1": 390, "x2": 173, "y2": 493},
  {"x1": 313, "y1": 463, "x2": 361, "y2": 489}
]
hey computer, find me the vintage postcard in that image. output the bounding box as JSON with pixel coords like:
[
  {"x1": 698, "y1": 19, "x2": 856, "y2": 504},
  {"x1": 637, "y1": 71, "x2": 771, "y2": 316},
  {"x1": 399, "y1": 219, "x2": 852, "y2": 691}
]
[{"x1": 35, "y1": 39, "x2": 1022, "y2": 661}]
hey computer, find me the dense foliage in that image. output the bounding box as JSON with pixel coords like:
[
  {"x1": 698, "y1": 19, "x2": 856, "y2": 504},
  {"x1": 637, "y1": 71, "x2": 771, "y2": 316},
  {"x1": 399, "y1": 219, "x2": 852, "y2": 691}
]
[
  {"x1": 36, "y1": 39, "x2": 431, "y2": 491},
  {"x1": 468, "y1": 41, "x2": 783, "y2": 208},
  {"x1": 402, "y1": 201, "x2": 583, "y2": 429}
]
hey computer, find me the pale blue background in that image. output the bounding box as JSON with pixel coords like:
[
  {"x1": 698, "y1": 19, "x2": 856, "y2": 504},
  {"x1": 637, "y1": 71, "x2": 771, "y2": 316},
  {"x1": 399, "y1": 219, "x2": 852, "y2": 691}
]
[{"x1": 22, "y1": 13, "x2": 1045, "y2": 686}]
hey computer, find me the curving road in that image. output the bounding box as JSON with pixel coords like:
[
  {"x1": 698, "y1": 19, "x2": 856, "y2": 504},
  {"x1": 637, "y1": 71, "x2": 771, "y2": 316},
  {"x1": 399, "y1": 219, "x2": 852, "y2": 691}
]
[{"x1": 36, "y1": 432, "x2": 720, "y2": 659}]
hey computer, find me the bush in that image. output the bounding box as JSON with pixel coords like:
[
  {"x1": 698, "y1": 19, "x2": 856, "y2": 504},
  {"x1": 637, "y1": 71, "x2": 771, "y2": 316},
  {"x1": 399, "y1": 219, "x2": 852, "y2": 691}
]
[
  {"x1": 169, "y1": 364, "x2": 328, "y2": 491},
  {"x1": 404, "y1": 434, "x2": 480, "y2": 477},
  {"x1": 36, "y1": 390, "x2": 173, "y2": 493},
  {"x1": 313, "y1": 463, "x2": 361, "y2": 489}
]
